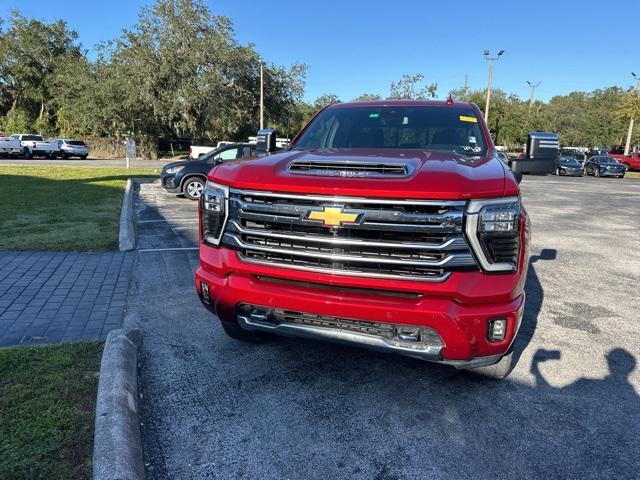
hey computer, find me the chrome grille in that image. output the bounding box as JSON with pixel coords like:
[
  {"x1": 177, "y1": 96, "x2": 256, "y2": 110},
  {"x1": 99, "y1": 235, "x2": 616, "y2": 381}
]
[{"x1": 222, "y1": 189, "x2": 478, "y2": 281}]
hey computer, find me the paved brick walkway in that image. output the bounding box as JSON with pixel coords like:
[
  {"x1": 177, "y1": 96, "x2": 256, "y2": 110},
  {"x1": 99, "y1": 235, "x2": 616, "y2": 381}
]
[{"x1": 0, "y1": 251, "x2": 133, "y2": 346}]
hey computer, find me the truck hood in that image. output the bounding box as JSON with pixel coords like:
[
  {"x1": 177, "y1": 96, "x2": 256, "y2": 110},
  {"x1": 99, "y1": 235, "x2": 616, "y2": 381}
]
[{"x1": 209, "y1": 148, "x2": 516, "y2": 199}]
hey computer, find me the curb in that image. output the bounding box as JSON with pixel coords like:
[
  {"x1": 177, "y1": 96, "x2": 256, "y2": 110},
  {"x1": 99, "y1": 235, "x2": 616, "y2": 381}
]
[
  {"x1": 119, "y1": 179, "x2": 136, "y2": 251},
  {"x1": 93, "y1": 328, "x2": 144, "y2": 480}
]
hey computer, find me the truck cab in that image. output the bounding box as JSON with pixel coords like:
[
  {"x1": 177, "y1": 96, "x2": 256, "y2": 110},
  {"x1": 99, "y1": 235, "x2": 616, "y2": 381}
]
[{"x1": 195, "y1": 100, "x2": 530, "y2": 379}]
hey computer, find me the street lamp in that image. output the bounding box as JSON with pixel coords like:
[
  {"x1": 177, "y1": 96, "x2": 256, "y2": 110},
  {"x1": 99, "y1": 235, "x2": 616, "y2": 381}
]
[
  {"x1": 526, "y1": 81, "x2": 541, "y2": 110},
  {"x1": 624, "y1": 72, "x2": 640, "y2": 155},
  {"x1": 483, "y1": 50, "x2": 504, "y2": 123}
]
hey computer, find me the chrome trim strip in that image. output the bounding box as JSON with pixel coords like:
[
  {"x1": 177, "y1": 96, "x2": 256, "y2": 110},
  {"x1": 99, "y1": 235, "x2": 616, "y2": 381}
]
[
  {"x1": 237, "y1": 312, "x2": 505, "y2": 367},
  {"x1": 227, "y1": 220, "x2": 466, "y2": 251},
  {"x1": 237, "y1": 254, "x2": 452, "y2": 282},
  {"x1": 225, "y1": 233, "x2": 474, "y2": 267},
  {"x1": 201, "y1": 182, "x2": 230, "y2": 246},
  {"x1": 287, "y1": 160, "x2": 411, "y2": 177},
  {"x1": 237, "y1": 314, "x2": 444, "y2": 361},
  {"x1": 465, "y1": 196, "x2": 519, "y2": 272},
  {"x1": 231, "y1": 188, "x2": 466, "y2": 207}
]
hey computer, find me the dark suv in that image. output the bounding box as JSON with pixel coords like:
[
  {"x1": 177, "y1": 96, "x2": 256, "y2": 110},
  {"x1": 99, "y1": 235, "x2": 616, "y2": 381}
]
[{"x1": 161, "y1": 143, "x2": 255, "y2": 199}]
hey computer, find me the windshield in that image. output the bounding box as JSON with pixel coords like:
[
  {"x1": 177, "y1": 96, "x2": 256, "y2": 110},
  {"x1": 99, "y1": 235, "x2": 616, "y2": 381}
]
[
  {"x1": 293, "y1": 105, "x2": 488, "y2": 155},
  {"x1": 66, "y1": 140, "x2": 86, "y2": 146},
  {"x1": 599, "y1": 157, "x2": 618, "y2": 164},
  {"x1": 560, "y1": 157, "x2": 579, "y2": 165}
]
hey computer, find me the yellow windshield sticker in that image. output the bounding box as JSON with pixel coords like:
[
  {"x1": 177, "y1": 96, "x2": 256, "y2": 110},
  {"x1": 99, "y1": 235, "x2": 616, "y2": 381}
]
[{"x1": 459, "y1": 115, "x2": 477, "y2": 123}]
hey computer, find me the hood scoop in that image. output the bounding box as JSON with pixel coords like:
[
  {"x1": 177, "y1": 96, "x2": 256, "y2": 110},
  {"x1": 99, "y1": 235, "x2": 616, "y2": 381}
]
[{"x1": 288, "y1": 159, "x2": 410, "y2": 177}]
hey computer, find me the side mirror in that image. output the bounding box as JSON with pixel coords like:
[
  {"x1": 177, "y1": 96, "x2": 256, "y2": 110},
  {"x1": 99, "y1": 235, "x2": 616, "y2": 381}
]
[{"x1": 512, "y1": 171, "x2": 523, "y2": 184}]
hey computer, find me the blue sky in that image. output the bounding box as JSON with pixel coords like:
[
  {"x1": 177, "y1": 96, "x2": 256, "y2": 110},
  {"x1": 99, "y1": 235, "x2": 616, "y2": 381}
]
[{"x1": 5, "y1": 0, "x2": 639, "y2": 102}]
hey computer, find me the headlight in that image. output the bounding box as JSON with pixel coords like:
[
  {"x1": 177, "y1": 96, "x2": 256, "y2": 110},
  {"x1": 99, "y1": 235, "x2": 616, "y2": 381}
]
[
  {"x1": 200, "y1": 181, "x2": 229, "y2": 246},
  {"x1": 165, "y1": 166, "x2": 185, "y2": 174},
  {"x1": 465, "y1": 197, "x2": 521, "y2": 272}
]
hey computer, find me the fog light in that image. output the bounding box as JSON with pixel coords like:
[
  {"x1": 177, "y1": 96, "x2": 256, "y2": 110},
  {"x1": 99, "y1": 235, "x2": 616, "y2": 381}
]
[
  {"x1": 488, "y1": 317, "x2": 507, "y2": 342},
  {"x1": 200, "y1": 281, "x2": 210, "y2": 304}
]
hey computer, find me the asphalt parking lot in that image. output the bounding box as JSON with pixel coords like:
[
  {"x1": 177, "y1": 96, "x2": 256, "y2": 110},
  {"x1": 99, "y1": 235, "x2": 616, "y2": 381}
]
[{"x1": 125, "y1": 176, "x2": 640, "y2": 479}]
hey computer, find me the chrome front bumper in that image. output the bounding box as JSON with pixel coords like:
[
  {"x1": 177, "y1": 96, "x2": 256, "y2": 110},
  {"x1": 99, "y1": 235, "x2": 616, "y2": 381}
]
[{"x1": 237, "y1": 312, "x2": 503, "y2": 369}]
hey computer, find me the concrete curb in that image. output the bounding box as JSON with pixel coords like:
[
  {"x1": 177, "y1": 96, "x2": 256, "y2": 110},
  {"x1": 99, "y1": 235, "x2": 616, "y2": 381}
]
[
  {"x1": 93, "y1": 328, "x2": 144, "y2": 480},
  {"x1": 119, "y1": 179, "x2": 136, "y2": 251}
]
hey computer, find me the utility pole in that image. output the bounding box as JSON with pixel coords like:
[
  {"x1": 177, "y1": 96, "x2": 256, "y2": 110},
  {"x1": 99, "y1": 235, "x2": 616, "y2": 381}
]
[
  {"x1": 624, "y1": 72, "x2": 640, "y2": 156},
  {"x1": 526, "y1": 80, "x2": 541, "y2": 110},
  {"x1": 259, "y1": 63, "x2": 264, "y2": 130},
  {"x1": 483, "y1": 50, "x2": 504, "y2": 123}
]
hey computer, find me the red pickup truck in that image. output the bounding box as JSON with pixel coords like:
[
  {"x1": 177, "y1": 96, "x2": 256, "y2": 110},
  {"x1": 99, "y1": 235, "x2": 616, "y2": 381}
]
[
  {"x1": 196, "y1": 100, "x2": 530, "y2": 379},
  {"x1": 608, "y1": 147, "x2": 640, "y2": 171}
]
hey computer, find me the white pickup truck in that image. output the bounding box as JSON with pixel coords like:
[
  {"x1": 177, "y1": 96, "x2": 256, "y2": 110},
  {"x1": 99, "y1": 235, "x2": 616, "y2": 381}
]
[
  {"x1": 0, "y1": 136, "x2": 22, "y2": 157},
  {"x1": 11, "y1": 134, "x2": 60, "y2": 159}
]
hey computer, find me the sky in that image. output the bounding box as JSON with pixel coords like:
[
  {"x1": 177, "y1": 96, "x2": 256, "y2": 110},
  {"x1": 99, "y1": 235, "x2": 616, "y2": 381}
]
[{"x1": 4, "y1": 0, "x2": 639, "y2": 103}]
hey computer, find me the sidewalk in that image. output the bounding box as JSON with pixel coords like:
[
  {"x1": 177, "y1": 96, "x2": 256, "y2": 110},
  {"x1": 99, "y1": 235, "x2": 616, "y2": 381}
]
[{"x1": 0, "y1": 251, "x2": 133, "y2": 346}]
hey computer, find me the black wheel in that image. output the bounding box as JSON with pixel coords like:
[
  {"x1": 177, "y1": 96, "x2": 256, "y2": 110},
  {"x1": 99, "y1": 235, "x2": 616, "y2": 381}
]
[
  {"x1": 61, "y1": 152, "x2": 68, "y2": 159},
  {"x1": 183, "y1": 177, "x2": 205, "y2": 200},
  {"x1": 80, "y1": 155, "x2": 87, "y2": 160},
  {"x1": 23, "y1": 148, "x2": 32, "y2": 159},
  {"x1": 220, "y1": 321, "x2": 264, "y2": 342},
  {"x1": 468, "y1": 351, "x2": 513, "y2": 380},
  {"x1": 594, "y1": 168, "x2": 600, "y2": 177}
]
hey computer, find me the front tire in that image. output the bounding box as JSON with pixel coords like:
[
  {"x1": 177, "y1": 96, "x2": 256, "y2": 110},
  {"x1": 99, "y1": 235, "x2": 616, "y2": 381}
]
[
  {"x1": 80, "y1": 155, "x2": 87, "y2": 160},
  {"x1": 23, "y1": 148, "x2": 32, "y2": 160},
  {"x1": 221, "y1": 321, "x2": 264, "y2": 342},
  {"x1": 183, "y1": 177, "x2": 205, "y2": 200},
  {"x1": 594, "y1": 168, "x2": 600, "y2": 177},
  {"x1": 61, "y1": 152, "x2": 68, "y2": 159},
  {"x1": 469, "y1": 351, "x2": 513, "y2": 380}
]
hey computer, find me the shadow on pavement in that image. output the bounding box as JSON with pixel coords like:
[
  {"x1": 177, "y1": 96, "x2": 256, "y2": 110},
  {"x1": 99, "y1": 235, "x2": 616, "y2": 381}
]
[{"x1": 511, "y1": 248, "x2": 557, "y2": 369}]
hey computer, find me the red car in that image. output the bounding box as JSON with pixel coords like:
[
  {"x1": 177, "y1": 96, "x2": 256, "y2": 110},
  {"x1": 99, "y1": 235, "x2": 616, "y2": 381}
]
[{"x1": 196, "y1": 100, "x2": 530, "y2": 379}]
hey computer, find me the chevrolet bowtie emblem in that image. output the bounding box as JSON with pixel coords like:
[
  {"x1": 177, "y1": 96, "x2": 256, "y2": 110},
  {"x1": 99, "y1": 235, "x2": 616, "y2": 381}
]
[{"x1": 307, "y1": 207, "x2": 361, "y2": 227}]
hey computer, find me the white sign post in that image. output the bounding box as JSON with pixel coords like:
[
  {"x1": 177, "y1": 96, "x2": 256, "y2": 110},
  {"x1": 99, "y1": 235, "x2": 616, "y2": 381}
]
[{"x1": 125, "y1": 138, "x2": 137, "y2": 169}]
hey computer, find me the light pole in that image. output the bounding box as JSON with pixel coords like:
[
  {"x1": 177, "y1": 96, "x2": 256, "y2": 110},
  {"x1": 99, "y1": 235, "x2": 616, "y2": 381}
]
[
  {"x1": 526, "y1": 80, "x2": 541, "y2": 110},
  {"x1": 623, "y1": 72, "x2": 640, "y2": 156},
  {"x1": 259, "y1": 63, "x2": 265, "y2": 130},
  {"x1": 483, "y1": 49, "x2": 504, "y2": 123}
]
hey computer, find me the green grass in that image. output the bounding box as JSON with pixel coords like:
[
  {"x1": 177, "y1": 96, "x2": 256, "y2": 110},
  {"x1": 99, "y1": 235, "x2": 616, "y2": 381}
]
[
  {"x1": 0, "y1": 342, "x2": 104, "y2": 480},
  {"x1": 0, "y1": 166, "x2": 158, "y2": 251}
]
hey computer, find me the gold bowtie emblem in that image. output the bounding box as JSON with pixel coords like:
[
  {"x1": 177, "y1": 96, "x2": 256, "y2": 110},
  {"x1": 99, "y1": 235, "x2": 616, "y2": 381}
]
[{"x1": 307, "y1": 207, "x2": 360, "y2": 227}]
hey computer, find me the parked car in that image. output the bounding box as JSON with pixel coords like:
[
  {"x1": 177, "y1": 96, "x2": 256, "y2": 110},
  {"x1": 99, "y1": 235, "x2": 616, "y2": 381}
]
[
  {"x1": 559, "y1": 148, "x2": 586, "y2": 164},
  {"x1": 0, "y1": 136, "x2": 22, "y2": 157},
  {"x1": 584, "y1": 156, "x2": 627, "y2": 178},
  {"x1": 56, "y1": 139, "x2": 89, "y2": 159},
  {"x1": 162, "y1": 143, "x2": 256, "y2": 200},
  {"x1": 10, "y1": 134, "x2": 60, "y2": 159},
  {"x1": 196, "y1": 100, "x2": 530, "y2": 379},
  {"x1": 555, "y1": 156, "x2": 584, "y2": 176}
]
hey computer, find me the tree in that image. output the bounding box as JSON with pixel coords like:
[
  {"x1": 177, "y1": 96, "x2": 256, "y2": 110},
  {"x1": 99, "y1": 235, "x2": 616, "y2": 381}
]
[
  {"x1": 313, "y1": 93, "x2": 340, "y2": 111},
  {"x1": 353, "y1": 93, "x2": 381, "y2": 102},
  {"x1": 0, "y1": 11, "x2": 85, "y2": 133},
  {"x1": 388, "y1": 73, "x2": 437, "y2": 100}
]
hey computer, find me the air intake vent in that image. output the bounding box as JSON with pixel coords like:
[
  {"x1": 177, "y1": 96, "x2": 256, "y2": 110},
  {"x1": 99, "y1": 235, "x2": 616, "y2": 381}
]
[{"x1": 288, "y1": 160, "x2": 409, "y2": 177}]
